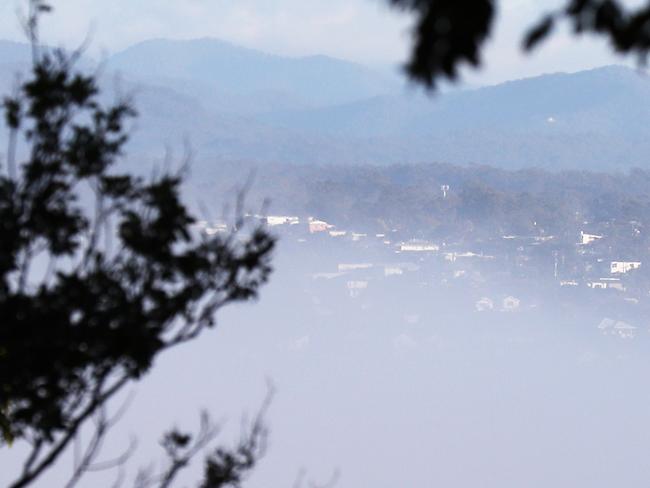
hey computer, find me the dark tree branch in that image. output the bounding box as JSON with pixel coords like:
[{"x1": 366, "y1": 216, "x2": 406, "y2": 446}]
[
  {"x1": 9, "y1": 375, "x2": 130, "y2": 488},
  {"x1": 21, "y1": 439, "x2": 43, "y2": 477},
  {"x1": 1, "y1": 4, "x2": 274, "y2": 488},
  {"x1": 65, "y1": 407, "x2": 110, "y2": 488},
  {"x1": 157, "y1": 412, "x2": 221, "y2": 488},
  {"x1": 64, "y1": 392, "x2": 135, "y2": 488}
]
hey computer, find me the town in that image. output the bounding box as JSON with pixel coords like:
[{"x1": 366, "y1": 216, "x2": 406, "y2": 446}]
[{"x1": 196, "y1": 211, "x2": 650, "y2": 340}]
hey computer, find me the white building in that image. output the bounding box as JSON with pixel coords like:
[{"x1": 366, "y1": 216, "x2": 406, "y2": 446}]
[
  {"x1": 195, "y1": 220, "x2": 228, "y2": 236},
  {"x1": 444, "y1": 251, "x2": 493, "y2": 262},
  {"x1": 580, "y1": 231, "x2": 603, "y2": 245},
  {"x1": 560, "y1": 280, "x2": 579, "y2": 287},
  {"x1": 205, "y1": 224, "x2": 228, "y2": 235},
  {"x1": 384, "y1": 266, "x2": 404, "y2": 277},
  {"x1": 383, "y1": 263, "x2": 419, "y2": 276},
  {"x1": 588, "y1": 278, "x2": 624, "y2": 291},
  {"x1": 308, "y1": 217, "x2": 332, "y2": 233},
  {"x1": 266, "y1": 215, "x2": 300, "y2": 226},
  {"x1": 338, "y1": 263, "x2": 373, "y2": 272},
  {"x1": 347, "y1": 280, "x2": 368, "y2": 298},
  {"x1": 475, "y1": 297, "x2": 494, "y2": 312},
  {"x1": 399, "y1": 241, "x2": 439, "y2": 252},
  {"x1": 613, "y1": 322, "x2": 637, "y2": 339},
  {"x1": 311, "y1": 272, "x2": 346, "y2": 280},
  {"x1": 610, "y1": 261, "x2": 641, "y2": 274},
  {"x1": 597, "y1": 318, "x2": 637, "y2": 339}
]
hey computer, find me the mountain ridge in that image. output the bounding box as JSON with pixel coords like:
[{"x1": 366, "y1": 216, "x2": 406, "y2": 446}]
[
  {"x1": 105, "y1": 37, "x2": 401, "y2": 110},
  {"x1": 0, "y1": 37, "x2": 648, "y2": 171}
]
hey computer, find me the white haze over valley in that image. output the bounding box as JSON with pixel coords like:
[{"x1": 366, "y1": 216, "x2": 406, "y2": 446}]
[{"x1": 4, "y1": 235, "x2": 650, "y2": 488}]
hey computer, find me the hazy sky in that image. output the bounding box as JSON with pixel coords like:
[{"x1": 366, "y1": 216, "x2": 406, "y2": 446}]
[{"x1": 0, "y1": 0, "x2": 640, "y2": 85}]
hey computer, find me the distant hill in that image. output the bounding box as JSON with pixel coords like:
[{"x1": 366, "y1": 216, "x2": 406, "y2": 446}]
[
  {"x1": 106, "y1": 47, "x2": 650, "y2": 170},
  {"x1": 0, "y1": 37, "x2": 649, "y2": 171},
  {"x1": 256, "y1": 65, "x2": 650, "y2": 170},
  {"x1": 106, "y1": 38, "x2": 401, "y2": 111},
  {"x1": 262, "y1": 65, "x2": 650, "y2": 136}
]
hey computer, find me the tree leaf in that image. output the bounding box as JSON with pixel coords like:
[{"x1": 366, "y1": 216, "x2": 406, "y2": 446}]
[{"x1": 524, "y1": 15, "x2": 555, "y2": 51}]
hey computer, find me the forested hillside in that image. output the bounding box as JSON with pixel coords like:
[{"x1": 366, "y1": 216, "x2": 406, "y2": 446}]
[{"x1": 193, "y1": 160, "x2": 650, "y2": 247}]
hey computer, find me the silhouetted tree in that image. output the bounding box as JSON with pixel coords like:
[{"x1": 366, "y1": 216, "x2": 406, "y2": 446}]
[
  {"x1": 0, "y1": 2, "x2": 274, "y2": 486},
  {"x1": 389, "y1": 0, "x2": 650, "y2": 87}
]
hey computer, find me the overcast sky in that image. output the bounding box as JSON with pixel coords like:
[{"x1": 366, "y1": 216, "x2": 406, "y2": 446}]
[{"x1": 0, "y1": 0, "x2": 640, "y2": 85}]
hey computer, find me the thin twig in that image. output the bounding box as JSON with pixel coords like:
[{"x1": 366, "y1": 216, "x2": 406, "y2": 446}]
[{"x1": 8, "y1": 374, "x2": 130, "y2": 488}]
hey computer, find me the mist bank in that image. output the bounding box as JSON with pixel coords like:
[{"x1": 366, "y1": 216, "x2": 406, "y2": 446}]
[{"x1": 5, "y1": 235, "x2": 650, "y2": 488}]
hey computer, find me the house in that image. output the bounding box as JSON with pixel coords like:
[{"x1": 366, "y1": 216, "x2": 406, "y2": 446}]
[
  {"x1": 610, "y1": 261, "x2": 641, "y2": 274},
  {"x1": 346, "y1": 280, "x2": 368, "y2": 298},
  {"x1": 597, "y1": 318, "x2": 616, "y2": 331},
  {"x1": 311, "y1": 272, "x2": 346, "y2": 280},
  {"x1": 444, "y1": 251, "x2": 494, "y2": 262},
  {"x1": 598, "y1": 318, "x2": 636, "y2": 339},
  {"x1": 560, "y1": 280, "x2": 579, "y2": 287},
  {"x1": 338, "y1": 263, "x2": 373, "y2": 272},
  {"x1": 384, "y1": 266, "x2": 403, "y2": 277},
  {"x1": 266, "y1": 215, "x2": 300, "y2": 226},
  {"x1": 205, "y1": 224, "x2": 228, "y2": 235},
  {"x1": 383, "y1": 262, "x2": 420, "y2": 277},
  {"x1": 613, "y1": 322, "x2": 637, "y2": 339},
  {"x1": 588, "y1": 278, "x2": 624, "y2": 291},
  {"x1": 475, "y1": 297, "x2": 494, "y2": 312},
  {"x1": 589, "y1": 281, "x2": 606, "y2": 289},
  {"x1": 399, "y1": 240, "x2": 439, "y2": 252},
  {"x1": 580, "y1": 231, "x2": 603, "y2": 245},
  {"x1": 308, "y1": 218, "x2": 332, "y2": 233},
  {"x1": 195, "y1": 220, "x2": 228, "y2": 236}
]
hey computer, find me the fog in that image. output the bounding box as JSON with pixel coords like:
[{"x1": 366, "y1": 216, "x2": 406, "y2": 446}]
[{"x1": 5, "y1": 231, "x2": 650, "y2": 488}]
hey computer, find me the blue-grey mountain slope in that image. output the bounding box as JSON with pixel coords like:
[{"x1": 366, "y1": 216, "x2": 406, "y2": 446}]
[
  {"x1": 255, "y1": 65, "x2": 650, "y2": 170},
  {"x1": 262, "y1": 65, "x2": 649, "y2": 136},
  {"x1": 106, "y1": 38, "x2": 401, "y2": 112},
  {"x1": 108, "y1": 41, "x2": 650, "y2": 171},
  {"x1": 0, "y1": 37, "x2": 649, "y2": 171}
]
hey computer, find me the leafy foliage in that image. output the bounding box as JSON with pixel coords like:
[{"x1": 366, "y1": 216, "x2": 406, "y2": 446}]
[
  {"x1": 131, "y1": 394, "x2": 269, "y2": 488},
  {"x1": 389, "y1": 0, "x2": 494, "y2": 87},
  {"x1": 0, "y1": 7, "x2": 274, "y2": 487},
  {"x1": 390, "y1": 0, "x2": 650, "y2": 87}
]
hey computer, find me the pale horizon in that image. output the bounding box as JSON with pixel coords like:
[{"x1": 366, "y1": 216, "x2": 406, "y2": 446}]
[{"x1": 0, "y1": 0, "x2": 639, "y2": 86}]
